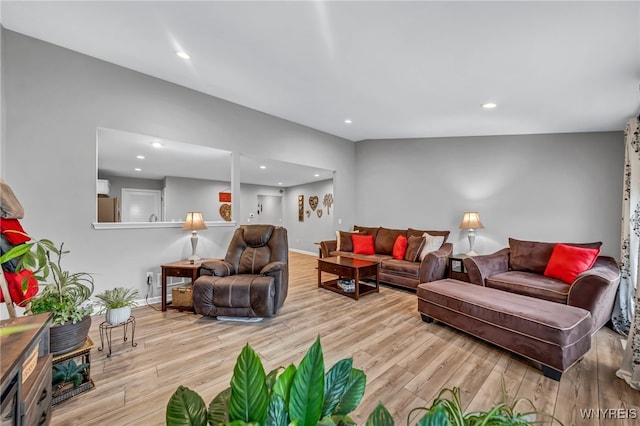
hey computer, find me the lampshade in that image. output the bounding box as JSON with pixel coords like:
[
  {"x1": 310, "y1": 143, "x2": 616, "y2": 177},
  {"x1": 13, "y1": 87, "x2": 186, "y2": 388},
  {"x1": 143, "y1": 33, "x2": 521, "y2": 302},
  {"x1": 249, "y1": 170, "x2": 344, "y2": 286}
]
[
  {"x1": 182, "y1": 212, "x2": 208, "y2": 231},
  {"x1": 459, "y1": 212, "x2": 484, "y2": 230}
]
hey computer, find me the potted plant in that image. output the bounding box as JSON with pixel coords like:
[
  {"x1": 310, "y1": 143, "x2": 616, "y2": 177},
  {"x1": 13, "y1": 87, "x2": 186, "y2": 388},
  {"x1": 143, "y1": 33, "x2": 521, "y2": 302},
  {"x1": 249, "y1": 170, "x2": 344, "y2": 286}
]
[
  {"x1": 166, "y1": 337, "x2": 555, "y2": 426},
  {"x1": 52, "y1": 359, "x2": 90, "y2": 397},
  {"x1": 0, "y1": 236, "x2": 94, "y2": 355},
  {"x1": 94, "y1": 287, "x2": 139, "y2": 324}
]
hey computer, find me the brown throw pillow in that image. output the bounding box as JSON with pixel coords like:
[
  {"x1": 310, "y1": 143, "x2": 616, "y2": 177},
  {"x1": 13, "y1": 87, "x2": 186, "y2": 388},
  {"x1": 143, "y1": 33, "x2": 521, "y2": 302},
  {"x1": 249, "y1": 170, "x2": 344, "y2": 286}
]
[
  {"x1": 404, "y1": 235, "x2": 426, "y2": 262},
  {"x1": 337, "y1": 231, "x2": 362, "y2": 252}
]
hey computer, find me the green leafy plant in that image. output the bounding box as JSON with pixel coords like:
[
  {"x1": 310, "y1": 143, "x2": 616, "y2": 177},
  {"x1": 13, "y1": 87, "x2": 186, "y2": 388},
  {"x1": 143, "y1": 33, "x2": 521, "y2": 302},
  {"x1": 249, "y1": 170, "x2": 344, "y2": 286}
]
[
  {"x1": 166, "y1": 338, "x2": 556, "y2": 426},
  {"x1": 166, "y1": 336, "x2": 366, "y2": 426},
  {"x1": 367, "y1": 381, "x2": 553, "y2": 426},
  {"x1": 52, "y1": 359, "x2": 89, "y2": 389},
  {"x1": 94, "y1": 287, "x2": 139, "y2": 313},
  {"x1": 0, "y1": 236, "x2": 94, "y2": 325}
]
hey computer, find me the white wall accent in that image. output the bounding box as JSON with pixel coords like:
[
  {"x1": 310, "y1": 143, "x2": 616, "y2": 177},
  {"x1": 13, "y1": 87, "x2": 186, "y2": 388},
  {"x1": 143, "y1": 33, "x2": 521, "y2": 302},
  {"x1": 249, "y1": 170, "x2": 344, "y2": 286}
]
[
  {"x1": 355, "y1": 133, "x2": 624, "y2": 257},
  {"x1": 1, "y1": 30, "x2": 356, "y2": 305}
]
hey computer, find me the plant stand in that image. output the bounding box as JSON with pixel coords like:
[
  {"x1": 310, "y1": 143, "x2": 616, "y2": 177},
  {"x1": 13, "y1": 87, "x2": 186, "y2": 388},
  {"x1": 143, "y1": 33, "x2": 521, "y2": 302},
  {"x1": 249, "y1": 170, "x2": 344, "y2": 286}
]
[
  {"x1": 98, "y1": 316, "x2": 136, "y2": 357},
  {"x1": 52, "y1": 337, "x2": 95, "y2": 406}
]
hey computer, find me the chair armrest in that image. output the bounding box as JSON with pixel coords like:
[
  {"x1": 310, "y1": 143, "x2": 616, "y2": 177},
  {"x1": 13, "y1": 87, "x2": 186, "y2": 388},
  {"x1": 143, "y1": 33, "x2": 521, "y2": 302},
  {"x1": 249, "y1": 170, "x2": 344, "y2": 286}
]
[
  {"x1": 260, "y1": 261, "x2": 287, "y2": 275},
  {"x1": 319, "y1": 240, "x2": 337, "y2": 258},
  {"x1": 568, "y1": 256, "x2": 621, "y2": 332},
  {"x1": 200, "y1": 259, "x2": 235, "y2": 277},
  {"x1": 419, "y1": 243, "x2": 453, "y2": 283},
  {"x1": 463, "y1": 248, "x2": 510, "y2": 286}
]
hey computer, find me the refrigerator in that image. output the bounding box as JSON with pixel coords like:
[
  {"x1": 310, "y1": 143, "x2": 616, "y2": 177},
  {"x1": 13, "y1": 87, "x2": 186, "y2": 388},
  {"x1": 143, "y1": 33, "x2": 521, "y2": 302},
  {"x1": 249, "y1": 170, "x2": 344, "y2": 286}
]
[{"x1": 97, "y1": 197, "x2": 120, "y2": 222}]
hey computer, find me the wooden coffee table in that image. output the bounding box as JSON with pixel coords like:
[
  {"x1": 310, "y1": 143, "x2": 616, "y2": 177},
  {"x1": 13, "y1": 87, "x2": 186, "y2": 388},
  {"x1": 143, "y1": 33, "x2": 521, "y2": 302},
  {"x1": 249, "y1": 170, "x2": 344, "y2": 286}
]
[{"x1": 317, "y1": 256, "x2": 379, "y2": 300}]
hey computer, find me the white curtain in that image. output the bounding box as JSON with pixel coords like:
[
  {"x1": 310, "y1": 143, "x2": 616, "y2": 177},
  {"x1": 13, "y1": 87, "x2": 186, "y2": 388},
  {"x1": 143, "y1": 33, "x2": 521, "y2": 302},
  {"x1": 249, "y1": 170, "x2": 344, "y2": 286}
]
[{"x1": 616, "y1": 116, "x2": 640, "y2": 389}]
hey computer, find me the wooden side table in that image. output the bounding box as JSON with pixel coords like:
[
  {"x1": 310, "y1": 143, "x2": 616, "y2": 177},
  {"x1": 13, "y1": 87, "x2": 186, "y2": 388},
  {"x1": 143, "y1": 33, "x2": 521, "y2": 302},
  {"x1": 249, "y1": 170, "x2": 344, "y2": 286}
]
[
  {"x1": 448, "y1": 254, "x2": 471, "y2": 282},
  {"x1": 161, "y1": 259, "x2": 213, "y2": 311}
]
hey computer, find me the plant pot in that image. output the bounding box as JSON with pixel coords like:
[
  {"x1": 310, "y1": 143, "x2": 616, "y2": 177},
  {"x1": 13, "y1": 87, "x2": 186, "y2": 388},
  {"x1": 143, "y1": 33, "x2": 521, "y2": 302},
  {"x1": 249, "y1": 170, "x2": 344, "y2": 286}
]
[
  {"x1": 106, "y1": 306, "x2": 131, "y2": 325},
  {"x1": 49, "y1": 315, "x2": 91, "y2": 356}
]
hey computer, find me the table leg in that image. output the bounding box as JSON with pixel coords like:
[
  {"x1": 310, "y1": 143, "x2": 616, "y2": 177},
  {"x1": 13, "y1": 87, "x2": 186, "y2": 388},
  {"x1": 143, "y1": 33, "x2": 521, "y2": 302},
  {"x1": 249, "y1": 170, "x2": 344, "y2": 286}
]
[
  {"x1": 161, "y1": 269, "x2": 167, "y2": 311},
  {"x1": 355, "y1": 269, "x2": 360, "y2": 300},
  {"x1": 376, "y1": 265, "x2": 380, "y2": 293},
  {"x1": 317, "y1": 263, "x2": 322, "y2": 288}
]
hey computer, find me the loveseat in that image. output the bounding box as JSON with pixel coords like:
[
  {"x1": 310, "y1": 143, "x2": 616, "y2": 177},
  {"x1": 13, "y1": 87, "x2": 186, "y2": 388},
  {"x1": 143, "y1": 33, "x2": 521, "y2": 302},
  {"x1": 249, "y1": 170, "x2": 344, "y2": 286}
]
[
  {"x1": 319, "y1": 226, "x2": 453, "y2": 290},
  {"x1": 462, "y1": 238, "x2": 621, "y2": 334}
]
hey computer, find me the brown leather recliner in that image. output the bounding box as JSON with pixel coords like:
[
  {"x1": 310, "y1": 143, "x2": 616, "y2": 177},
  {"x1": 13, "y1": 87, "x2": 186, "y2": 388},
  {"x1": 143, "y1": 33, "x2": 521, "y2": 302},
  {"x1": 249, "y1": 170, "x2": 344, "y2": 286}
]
[{"x1": 192, "y1": 225, "x2": 288, "y2": 318}]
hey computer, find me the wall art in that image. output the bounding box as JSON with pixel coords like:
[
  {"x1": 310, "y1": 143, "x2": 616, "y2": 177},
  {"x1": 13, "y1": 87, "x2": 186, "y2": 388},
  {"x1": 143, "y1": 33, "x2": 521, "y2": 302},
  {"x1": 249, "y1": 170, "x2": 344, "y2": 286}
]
[
  {"x1": 298, "y1": 195, "x2": 304, "y2": 222},
  {"x1": 323, "y1": 193, "x2": 333, "y2": 215},
  {"x1": 309, "y1": 195, "x2": 319, "y2": 211}
]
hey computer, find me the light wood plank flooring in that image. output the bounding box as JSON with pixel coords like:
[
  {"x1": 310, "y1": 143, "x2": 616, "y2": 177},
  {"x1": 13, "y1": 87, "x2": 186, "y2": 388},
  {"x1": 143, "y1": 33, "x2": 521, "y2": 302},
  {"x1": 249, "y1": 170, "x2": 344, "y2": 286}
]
[{"x1": 52, "y1": 252, "x2": 638, "y2": 425}]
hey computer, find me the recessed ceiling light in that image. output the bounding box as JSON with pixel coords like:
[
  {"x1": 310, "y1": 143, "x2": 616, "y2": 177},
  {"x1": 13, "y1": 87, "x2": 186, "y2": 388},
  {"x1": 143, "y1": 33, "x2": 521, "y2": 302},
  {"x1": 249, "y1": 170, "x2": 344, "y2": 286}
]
[
  {"x1": 134, "y1": 168, "x2": 142, "y2": 172},
  {"x1": 176, "y1": 51, "x2": 190, "y2": 60},
  {"x1": 314, "y1": 173, "x2": 320, "y2": 177},
  {"x1": 344, "y1": 119, "x2": 352, "y2": 124},
  {"x1": 278, "y1": 182, "x2": 283, "y2": 186},
  {"x1": 482, "y1": 103, "x2": 497, "y2": 109},
  {"x1": 152, "y1": 142, "x2": 162, "y2": 148},
  {"x1": 260, "y1": 165, "x2": 267, "y2": 169},
  {"x1": 136, "y1": 155, "x2": 145, "y2": 159}
]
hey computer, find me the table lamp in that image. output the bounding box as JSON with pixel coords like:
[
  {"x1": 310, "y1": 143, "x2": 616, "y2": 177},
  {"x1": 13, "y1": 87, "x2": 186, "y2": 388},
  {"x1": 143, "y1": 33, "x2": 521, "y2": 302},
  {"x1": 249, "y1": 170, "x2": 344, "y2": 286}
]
[
  {"x1": 459, "y1": 211, "x2": 484, "y2": 256},
  {"x1": 182, "y1": 211, "x2": 208, "y2": 263}
]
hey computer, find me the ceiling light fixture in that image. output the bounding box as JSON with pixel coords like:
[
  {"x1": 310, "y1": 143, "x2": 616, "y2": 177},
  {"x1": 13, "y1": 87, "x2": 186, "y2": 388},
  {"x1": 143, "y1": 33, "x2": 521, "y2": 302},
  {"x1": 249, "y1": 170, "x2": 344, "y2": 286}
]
[
  {"x1": 278, "y1": 182, "x2": 283, "y2": 186},
  {"x1": 136, "y1": 155, "x2": 145, "y2": 159},
  {"x1": 176, "y1": 51, "x2": 190, "y2": 60},
  {"x1": 134, "y1": 168, "x2": 142, "y2": 172},
  {"x1": 482, "y1": 103, "x2": 497, "y2": 109},
  {"x1": 152, "y1": 142, "x2": 162, "y2": 148},
  {"x1": 344, "y1": 119, "x2": 352, "y2": 124},
  {"x1": 260, "y1": 165, "x2": 266, "y2": 169},
  {"x1": 314, "y1": 173, "x2": 320, "y2": 177}
]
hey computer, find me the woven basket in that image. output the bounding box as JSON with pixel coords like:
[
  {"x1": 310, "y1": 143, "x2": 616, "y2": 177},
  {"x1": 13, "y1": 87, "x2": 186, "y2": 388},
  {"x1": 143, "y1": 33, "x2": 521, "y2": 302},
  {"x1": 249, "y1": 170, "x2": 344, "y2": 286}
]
[{"x1": 172, "y1": 285, "x2": 193, "y2": 307}]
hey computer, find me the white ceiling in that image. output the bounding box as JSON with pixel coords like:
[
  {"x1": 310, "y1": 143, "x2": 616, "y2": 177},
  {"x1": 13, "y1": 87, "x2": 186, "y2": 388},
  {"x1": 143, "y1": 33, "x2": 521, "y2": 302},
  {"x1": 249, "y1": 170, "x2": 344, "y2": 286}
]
[{"x1": 1, "y1": 1, "x2": 639, "y2": 142}]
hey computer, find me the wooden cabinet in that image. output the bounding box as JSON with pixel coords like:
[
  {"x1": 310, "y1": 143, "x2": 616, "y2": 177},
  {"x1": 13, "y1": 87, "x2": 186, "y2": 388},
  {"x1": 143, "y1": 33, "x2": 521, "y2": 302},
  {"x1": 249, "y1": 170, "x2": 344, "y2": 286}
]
[{"x1": 1, "y1": 313, "x2": 52, "y2": 426}]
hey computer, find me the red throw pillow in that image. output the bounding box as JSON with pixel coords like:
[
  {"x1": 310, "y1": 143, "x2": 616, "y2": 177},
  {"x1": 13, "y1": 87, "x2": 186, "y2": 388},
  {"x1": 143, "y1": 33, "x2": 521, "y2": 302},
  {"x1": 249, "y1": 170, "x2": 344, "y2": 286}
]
[
  {"x1": 392, "y1": 235, "x2": 408, "y2": 260},
  {"x1": 1, "y1": 270, "x2": 38, "y2": 307},
  {"x1": 0, "y1": 219, "x2": 30, "y2": 245},
  {"x1": 352, "y1": 234, "x2": 375, "y2": 255},
  {"x1": 543, "y1": 243, "x2": 600, "y2": 284}
]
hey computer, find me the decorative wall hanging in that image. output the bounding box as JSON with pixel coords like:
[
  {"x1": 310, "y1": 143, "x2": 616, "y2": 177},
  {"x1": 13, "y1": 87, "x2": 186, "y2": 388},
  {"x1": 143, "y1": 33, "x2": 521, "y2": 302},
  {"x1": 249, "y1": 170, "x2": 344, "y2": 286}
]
[
  {"x1": 219, "y1": 192, "x2": 232, "y2": 203},
  {"x1": 309, "y1": 195, "x2": 319, "y2": 211},
  {"x1": 317, "y1": 209, "x2": 323, "y2": 218},
  {"x1": 298, "y1": 195, "x2": 304, "y2": 222},
  {"x1": 219, "y1": 204, "x2": 232, "y2": 222},
  {"x1": 323, "y1": 193, "x2": 333, "y2": 215},
  {"x1": 306, "y1": 210, "x2": 310, "y2": 218}
]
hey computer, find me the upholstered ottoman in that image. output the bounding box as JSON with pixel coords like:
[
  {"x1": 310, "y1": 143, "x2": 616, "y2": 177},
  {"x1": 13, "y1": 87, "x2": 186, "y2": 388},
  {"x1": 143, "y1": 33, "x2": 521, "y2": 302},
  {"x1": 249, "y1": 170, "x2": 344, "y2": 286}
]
[{"x1": 417, "y1": 279, "x2": 592, "y2": 380}]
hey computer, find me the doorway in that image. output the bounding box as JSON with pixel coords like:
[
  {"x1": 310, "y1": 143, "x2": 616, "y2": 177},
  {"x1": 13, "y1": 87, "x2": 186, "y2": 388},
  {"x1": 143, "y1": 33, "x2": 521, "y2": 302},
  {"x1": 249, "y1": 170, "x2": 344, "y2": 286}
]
[{"x1": 256, "y1": 195, "x2": 283, "y2": 225}]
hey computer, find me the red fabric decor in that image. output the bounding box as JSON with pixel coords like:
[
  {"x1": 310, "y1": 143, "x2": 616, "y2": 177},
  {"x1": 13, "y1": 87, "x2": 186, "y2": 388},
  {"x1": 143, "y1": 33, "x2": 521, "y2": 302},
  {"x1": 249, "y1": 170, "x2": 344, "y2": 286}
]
[
  {"x1": 392, "y1": 235, "x2": 408, "y2": 260},
  {"x1": 544, "y1": 243, "x2": 600, "y2": 284},
  {"x1": 352, "y1": 234, "x2": 375, "y2": 255},
  {"x1": 0, "y1": 218, "x2": 30, "y2": 245},
  {"x1": 0, "y1": 270, "x2": 38, "y2": 307}
]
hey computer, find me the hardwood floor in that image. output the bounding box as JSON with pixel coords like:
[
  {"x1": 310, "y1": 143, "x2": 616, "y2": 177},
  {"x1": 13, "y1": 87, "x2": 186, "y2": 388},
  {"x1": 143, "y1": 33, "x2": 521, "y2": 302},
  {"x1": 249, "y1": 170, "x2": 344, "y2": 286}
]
[{"x1": 51, "y1": 251, "x2": 638, "y2": 425}]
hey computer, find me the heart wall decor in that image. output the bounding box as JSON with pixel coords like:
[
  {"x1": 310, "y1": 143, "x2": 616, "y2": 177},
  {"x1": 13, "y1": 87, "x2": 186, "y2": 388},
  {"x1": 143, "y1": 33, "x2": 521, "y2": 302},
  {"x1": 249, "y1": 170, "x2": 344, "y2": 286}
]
[{"x1": 309, "y1": 195, "x2": 319, "y2": 211}]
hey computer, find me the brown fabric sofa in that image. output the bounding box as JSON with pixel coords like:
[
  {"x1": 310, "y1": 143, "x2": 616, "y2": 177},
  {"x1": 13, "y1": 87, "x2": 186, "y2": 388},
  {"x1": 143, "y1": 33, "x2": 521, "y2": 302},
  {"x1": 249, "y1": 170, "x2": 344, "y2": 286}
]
[
  {"x1": 462, "y1": 238, "x2": 621, "y2": 334},
  {"x1": 319, "y1": 226, "x2": 453, "y2": 290},
  {"x1": 192, "y1": 225, "x2": 288, "y2": 318}
]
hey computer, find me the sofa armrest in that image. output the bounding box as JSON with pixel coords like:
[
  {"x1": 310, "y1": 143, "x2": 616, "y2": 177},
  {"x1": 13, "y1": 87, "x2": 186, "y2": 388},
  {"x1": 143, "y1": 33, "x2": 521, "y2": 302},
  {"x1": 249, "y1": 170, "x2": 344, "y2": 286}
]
[
  {"x1": 568, "y1": 256, "x2": 621, "y2": 333},
  {"x1": 200, "y1": 259, "x2": 235, "y2": 277},
  {"x1": 419, "y1": 243, "x2": 453, "y2": 283},
  {"x1": 319, "y1": 240, "x2": 337, "y2": 258},
  {"x1": 463, "y1": 248, "x2": 510, "y2": 286}
]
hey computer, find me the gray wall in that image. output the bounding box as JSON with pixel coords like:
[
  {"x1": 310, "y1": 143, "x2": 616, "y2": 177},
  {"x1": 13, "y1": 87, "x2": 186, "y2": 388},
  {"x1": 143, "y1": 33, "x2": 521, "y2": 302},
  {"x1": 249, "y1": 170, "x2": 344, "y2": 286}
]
[
  {"x1": 2, "y1": 30, "x2": 356, "y2": 302},
  {"x1": 284, "y1": 179, "x2": 335, "y2": 253},
  {"x1": 163, "y1": 176, "x2": 229, "y2": 222},
  {"x1": 355, "y1": 132, "x2": 624, "y2": 257}
]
